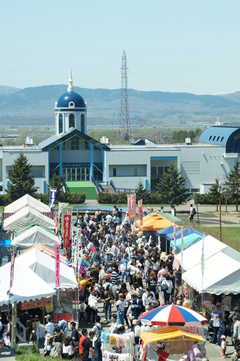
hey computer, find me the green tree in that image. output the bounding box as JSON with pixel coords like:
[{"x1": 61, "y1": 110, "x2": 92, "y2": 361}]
[
  {"x1": 225, "y1": 159, "x2": 240, "y2": 211},
  {"x1": 208, "y1": 178, "x2": 219, "y2": 211},
  {"x1": 155, "y1": 165, "x2": 188, "y2": 206},
  {"x1": 49, "y1": 172, "x2": 65, "y2": 198},
  {"x1": 135, "y1": 180, "x2": 150, "y2": 204},
  {"x1": 7, "y1": 152, "x2": 38, "y2": 201}
]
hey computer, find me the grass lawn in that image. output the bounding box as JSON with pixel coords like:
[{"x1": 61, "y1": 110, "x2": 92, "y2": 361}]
[
  {"x1": 16, "y1": 346, "x2": 61, "y2": 361},
  {"x1": 190, "y1": 224, "x2": 240, "y2": 252}
]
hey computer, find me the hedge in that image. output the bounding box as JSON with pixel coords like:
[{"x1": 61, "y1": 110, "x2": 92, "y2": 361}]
[{"x1": 97, "y1": 191, "x2": 163, "y2": 204}]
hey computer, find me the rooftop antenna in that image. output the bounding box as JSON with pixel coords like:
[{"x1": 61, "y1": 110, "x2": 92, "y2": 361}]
[{"x1": 120, "y1": 50, "x2": 130, "y2": 143}]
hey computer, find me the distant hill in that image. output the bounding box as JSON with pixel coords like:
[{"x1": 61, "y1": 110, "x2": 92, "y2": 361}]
[{"x1": 0, "y1": 84, "x2": 239, "y2": 128}]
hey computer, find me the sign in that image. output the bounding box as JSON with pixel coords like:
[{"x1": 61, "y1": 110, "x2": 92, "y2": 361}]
[
  {"x1": 20, "y1": 297, "x2": 52, "y2": 311},
  {"x1": 127, "y1": 194, "x2": 136, "y2": 221},
  {"x1": 61, "y1": 206, "x2": 72, "y2": 233},
  {"x1": 138, "y1": 199, "x2": 143, "y2": 227},
  {"x1": 63, "y1": 214, "x2": 71, "y2": 249},
  {"x1": 49, "y1": 189, "x2": 56, "y2": 210},
  {"x1": 55, "y1": 244, "x2": 60, "y2": 288}
]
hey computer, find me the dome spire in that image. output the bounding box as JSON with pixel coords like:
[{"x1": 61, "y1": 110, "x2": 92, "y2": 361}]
[{"x1": 67, "y1": 68, "x2": 73, "y2": 93}]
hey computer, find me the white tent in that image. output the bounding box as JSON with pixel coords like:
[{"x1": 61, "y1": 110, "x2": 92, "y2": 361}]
[
  {"x1": 182, "y1": 251, "x2": 240, "y2": 295},
  {"x1": 12, "y1": 225, "x2": 60, "y2": 249},
  {"x1": 0, "y1": 263, "x2": 55, "y2": 306},
  {"x1": 4, "y1": 194, "x2": 50, "y2": 214},
  {"x1": 16, "y1": 248, "x2": 78, "y2": 289},
  {"x1": 176, "y1": 235, "x2": 227, "y2": 271},
  {"x1": 3, "y1": 206, "x2": 55, "y2": 231}
]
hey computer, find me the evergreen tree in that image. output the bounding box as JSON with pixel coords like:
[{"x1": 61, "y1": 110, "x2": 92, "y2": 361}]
[
  {"x1": 224, "y1": 159, "x2": 240, "y2": 211},
  {"x1": 155, "y1": 165, "x2": 188, "y2": 206},
  {"x1": 49, "y1": 172, "x2": 65, "y2": 198},
  {"x1": 207, "y1": 178, "x2": 219, "y2": 211},
  {"x1": 7, "y1": 152, "x2": 38, "y2": 201},
  {"x1": 135, "y1": 180, "x2": 150, "y2": 204}
]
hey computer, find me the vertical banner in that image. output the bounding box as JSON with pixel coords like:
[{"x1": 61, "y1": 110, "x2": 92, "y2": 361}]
[
  {"x1": 54, "y1": 207, "x2": 58, "y2": 235},
  {"x1": 49, "y1": 189, "x2": 56, "y2": 210},
  {"x1": 55, "y1": 244, "x2": 60, "y2": 288},
  {"x1": 61, "y1": 206, "x2": 72, "y2": 233},
  {"x1": 127, "y1": 194, "x2": 136, "y2": 221},
  {"x1": 173, "y1": 220, "x2": 176, "y2": 254},
  {"x1": 9, "y1": 252, "x2": 15, "y2": 289},
  {"x1": 201, "y1": 233, "x2": 205, "y2": 275},
  {"x1": 138, "y1": 199, "x2": 143, "y2": 227},
  {"x1": 181, "y1": 226, "x2": 184, "y2": 265},
  {"x1": 63, "y1": 214, "x2": 71, "y2": 249}
]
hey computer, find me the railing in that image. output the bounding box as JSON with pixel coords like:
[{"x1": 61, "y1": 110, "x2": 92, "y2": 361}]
[
  {"x1": 109, "y1": 179, "x2": 116, "y2": 192},
  {"x1": 92, "y1": 178, "x2": 100, "y2": 193},
  {"x1": 16, "y1": 319, "x2": 26, "y2": 343}
]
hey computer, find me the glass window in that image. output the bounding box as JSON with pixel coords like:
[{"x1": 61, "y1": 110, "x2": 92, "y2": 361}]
[
  {"x1": 69, "y1": 114, "x2": 75, "y2": 128},
  {"x1": 134, "y1": 168, "x2": 138, "y2": 176},
  {"x1": 113, "y1": 168, "x2": 117, "y2": 177},
  {"x1": 151, "y1": 167, "x2": 157, "y2": 179},
  {"x1": 59, "y1": 114, "x2": 63, "y2": 133},
  {"x1": 71, "y1": 138, "x2": 79, "y2": 150},
  {"x1": 81, "y1": 114, "x2": 85, "y2": 133},
  {"x1": 85, "y1": 141, "x2": 90, "y2": 150}
]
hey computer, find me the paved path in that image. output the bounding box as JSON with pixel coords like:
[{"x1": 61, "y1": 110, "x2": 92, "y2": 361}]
[{"x1": 0, "y1": 347, "x2": 16, "y2": 360}]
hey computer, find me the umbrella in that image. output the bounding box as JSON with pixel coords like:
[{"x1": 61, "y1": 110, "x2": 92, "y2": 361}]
[{"x1": 139, "y1": 304, "x2": 207, "y2": 326}]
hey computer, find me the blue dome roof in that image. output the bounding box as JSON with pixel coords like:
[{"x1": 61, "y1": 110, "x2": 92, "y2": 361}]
[{"x1": 56, "y1": 91, "x2": 86, "y2": 108}]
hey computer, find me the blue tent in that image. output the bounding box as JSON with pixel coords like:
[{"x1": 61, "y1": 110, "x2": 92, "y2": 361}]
[
  {"x1": 156, "y1": 226, "x2": 175, "y2": 236},
  {"x1": 170, "y1": 233, "x2": 202, "y2": 251},
  {"x1": 166, "y1": 226, "x2": 203, "y2": 241}
]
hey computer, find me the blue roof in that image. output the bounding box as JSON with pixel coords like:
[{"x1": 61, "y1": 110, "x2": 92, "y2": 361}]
[
  {"x1": 170, "y1": 233, "x2": 202, "y2": 251},
  {"x1": 198, "y1": 126, "x2": 240, "y2": 152},
  {"x1": 166, "y1": 226, "x2": 203, "y2": 241},
  {"x1": 156, "y1": 226, "x2": 175, "y2": 236},
  {"x1": 57, "y1": 91, "x2": 86, "y2": 108}
]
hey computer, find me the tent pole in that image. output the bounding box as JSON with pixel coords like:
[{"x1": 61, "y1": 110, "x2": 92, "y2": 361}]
[{"x1": 11, "y1": 301, "x2": 17, "y2": 349}]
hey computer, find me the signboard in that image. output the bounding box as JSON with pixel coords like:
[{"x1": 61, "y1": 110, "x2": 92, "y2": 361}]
[
  {"x1": 127, "y1": 194, "x2": 136, "y2": 221},
  {"x1": 63, "y1": 214, "x2": 71, "y2": 249},
  {"x1": 55, "y1": 244, "x2": 60, "y2": 288}
]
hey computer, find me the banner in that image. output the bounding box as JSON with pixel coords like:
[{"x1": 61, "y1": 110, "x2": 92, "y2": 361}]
[
  {"x1": 173, "y1": 220, "x2": 176, "y2": 254},
  {"x1": 61, "y1": 206, "x2": 72, "y2": 233},
  {"x1": 54, "y1": 207, "x2": 58, "y2": 235},
  {"x1": 181, "y1": 226, "x2": 184, "y2": 266},
  {"x1": 49, "y1": 189, "x2": 56, "y2": 210},
  {"x1": 9, "y1": 252, "x2": 15, "y2": 289},
  {"x1": 201, "y1": 233, "x2": 205, "y2": 275},
  {"x1": 63, "y1": 214, "x2": 71, "y2": 249},
  {"x1": 55, "y1": 244, "x2": 60, "y2": 288},
  {"x1": 138, "y1": 199, "x2": 143, "y2": 227},
  {"x1": 127, "y1": 193, "x2": 136, "y2": 221}
]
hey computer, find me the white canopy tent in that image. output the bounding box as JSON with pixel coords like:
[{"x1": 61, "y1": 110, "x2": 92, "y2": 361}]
[
  {"x1": 182, "y1": 251, "x2": 240, "y2": 295},
  {"x1": 0, "y1": 263, "x2": 55, "y2": 306},
  {"x1": 3, "y1": 206, "x2": 55, "y2": 231},
  {"x1": 16, "y1": 248, "x2": 78, "y2": 289},
  {"x1": 12, "y1": 225, "x2": 60, "y2": 249},
  {"x1": 175, "y1": 235, "x2": 227, "y2": 271},
  {"x1": 4, "y1": 194, "x2": 50, "y2": 214}
]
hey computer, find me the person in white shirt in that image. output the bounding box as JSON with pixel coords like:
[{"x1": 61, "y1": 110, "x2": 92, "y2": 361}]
[
  {"x1": 109, "y1": 314, "x2": 118, "y2": 334},
  {"x1": 44, "y1": 314, "x2": 54, "y2": 336}
]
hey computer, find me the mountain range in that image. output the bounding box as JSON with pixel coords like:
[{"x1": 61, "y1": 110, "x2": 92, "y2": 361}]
[{"x1": 0, "y1": 84, "x2": 240, "y2": 128}]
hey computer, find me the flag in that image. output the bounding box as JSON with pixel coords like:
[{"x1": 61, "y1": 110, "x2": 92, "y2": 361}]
[
  {"x1": 55, "y1": 244, "x2": 60, "y2": 288},
  {"x1": 173, "y1": 220, "x2": 176, "y2": 254},
  {"x1": 201, "y1": 233, "x2": 205, "y2": 275},
  {"x1": 63, "y1": 214, "x2": 71, "y2": 249},
  {"x1": 9, "y1": 252, "x2": 15, "y2": 289},
  {"x1": 54, "y1": 207, "x2": 58, "y2": 235},
  {"x1": 138, "y1": 199, "x2": 143, "y2": 227},
  {"x1": 49, "y1": 189, "x2": 56, "y2": 210},
  {"x1": 127, "y1": 194, "x2": 136, "y2": 221},
  {"x1": 181, "y1": 226, "x2": 184, "y2": 265}
]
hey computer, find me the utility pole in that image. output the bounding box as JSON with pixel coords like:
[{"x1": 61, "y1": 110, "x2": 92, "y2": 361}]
[
  {"x1": 218, "y1": 181, "x2": 222, "y2": 242},
  {"x1": 120, "y1": 50, "x2": 130, "y2": 143}
]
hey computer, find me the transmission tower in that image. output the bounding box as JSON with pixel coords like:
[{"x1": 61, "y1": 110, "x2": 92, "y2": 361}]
[{"x1": 120, "y1": 50, "x2": 130, "y2": 142}]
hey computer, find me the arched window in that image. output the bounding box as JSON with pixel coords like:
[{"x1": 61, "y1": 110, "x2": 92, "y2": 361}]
[
  {"x1": 59, "y1": 114, "x2": 63, "y2": 133},
  {"x1": 81, "y1": 114, "x2": 85, "y2": 133},
  {"x1": 69, "y1": 114, "x2": 75, "y2": 128}
]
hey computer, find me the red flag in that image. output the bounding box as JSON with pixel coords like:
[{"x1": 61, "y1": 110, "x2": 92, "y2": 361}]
[
  {"x1": 138, "y1": 199, "x2": 143, "y2": 227},
  {"x1": 55, "y1": 244, "x2": 60, "y2": 288},
  {"x1": 63, "y1": 214, "x2": 71, "y2": 249}
]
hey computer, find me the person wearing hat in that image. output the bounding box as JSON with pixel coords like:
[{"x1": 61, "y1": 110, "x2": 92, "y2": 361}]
[{"x1": 44, "y1": 314, "x2": 54, "y2": 336}]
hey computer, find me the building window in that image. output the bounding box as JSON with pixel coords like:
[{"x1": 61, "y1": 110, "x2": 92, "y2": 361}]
[
  {"x1": 209, "y1": 136, "x2": 212, "y2": 140},
  {"x1": 81, "y1": 114, "x2": 85, "y2": 133},
  {"x1": 85, "y1": 141, "x2": 90, "y2": 150},
  {"x1": 213, "y1": 136, "x2": 216, "y2": 141},
  {"x1": 69, "y1": 114, "x2": 75, "y2": 128},
  {"x1": 113, "y1": 168, "x2": 117, "y2": 177},
  {"x1": 217, "y1": 136, "x2": 220, "y2": 141},
  {"x1": 59, "y1": 114, "x2": 63, "y2": 133},
  {"x1": 134, "y1": 168, "x2": 138, "y2": 176},
  {"x1": 221, "y1": 137, "x2": 224, "y2": 142},
  {"x1": 71, "y1": 138, "x2": 79, "y2": 150},
  {"x1": 31, "y1": 166, "x2": 45, "y2": 178}
]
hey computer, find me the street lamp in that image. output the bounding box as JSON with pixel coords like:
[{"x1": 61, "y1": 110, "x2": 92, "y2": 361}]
[{"x1": 218, "y1": 181, "x2": 223, "y2": 242}]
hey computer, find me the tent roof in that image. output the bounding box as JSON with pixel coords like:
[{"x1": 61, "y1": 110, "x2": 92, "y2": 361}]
[
  {"x1": 24, "y1": 243, "x2": 67, "y2": 263},
  {"x1": 156, "y1": 226, "x2": 175, "y2": 236},
  {"x1": 170, "y1": 233, "x2": 202, "y2": 251},
  {"x1": 157, "y1": 212, "x2": 183, "y2": 224},
  {"x1": 175, "y1": 235, "x2": 227, "y2": 271},
  {"x1": 16, "y1": 248, "x2": 77, "y2": 289},
  {"x1": 4, "y1": 194, "x2": 50, "y2": 213},
  {"x1": 183, "y1": 251, "x2": 240, "y2": 295},
  {"x1": 135, "y1": 213, "x2": 174, "y2": 232},
  {"x1": 166, "y1": 226, "x2": 203, "y2": 241},
  {"x1": 12, "y1": 225, "x2": 60, "y2": 249},
  {"x1": 2, "y1": 206, "x2": 55, "y2": 231},
  {"x1": 0, "y1": 263, "x2": 55, "y2": 306},
  {"x1": 140, "y1": 325, "x2": 206, "y2": 344}
]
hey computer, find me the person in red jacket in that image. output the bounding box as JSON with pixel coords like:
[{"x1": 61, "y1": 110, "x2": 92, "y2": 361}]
[{"x1": 79, "y1": 329, "x2": 88, "y2": 361}]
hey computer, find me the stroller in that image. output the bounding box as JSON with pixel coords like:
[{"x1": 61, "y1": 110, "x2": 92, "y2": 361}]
[{"x1": 207, "y1": 318, "x2": 214, "y2": 342}]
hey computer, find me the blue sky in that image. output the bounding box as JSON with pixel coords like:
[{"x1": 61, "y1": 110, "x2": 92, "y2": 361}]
[{"x1": 1, "y1": 0, "x2": 240, "y2": 94}]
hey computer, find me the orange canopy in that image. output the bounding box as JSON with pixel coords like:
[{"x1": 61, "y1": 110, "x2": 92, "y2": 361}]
[{"x1": 135, "y1": 213, "x2": 176, "y2": 232}]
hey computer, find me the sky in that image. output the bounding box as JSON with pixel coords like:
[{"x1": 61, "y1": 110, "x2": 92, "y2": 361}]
[{"x1": 1, "y1": 0, "x2": 240, "y2": 94}]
